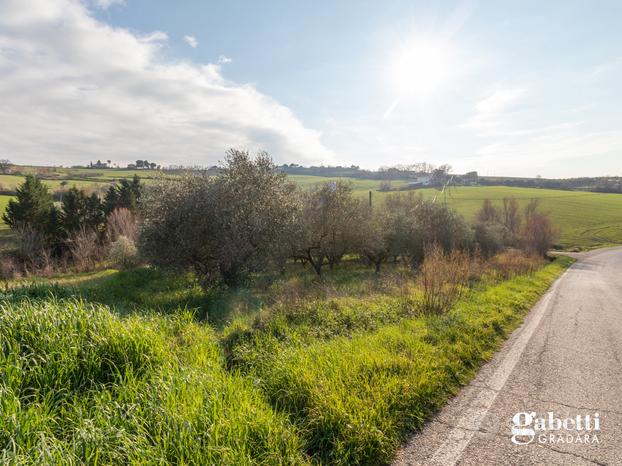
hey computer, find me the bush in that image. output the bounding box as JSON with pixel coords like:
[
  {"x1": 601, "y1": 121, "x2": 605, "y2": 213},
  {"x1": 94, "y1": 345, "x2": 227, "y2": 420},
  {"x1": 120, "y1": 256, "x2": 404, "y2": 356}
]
[
  {"x1": 418, "y1": 244, "x2": 470, "y2": 315},
  {"x1": 520, "y1": 200, "x2": 558, "y2": 256},
  {"x1": 487, "y1": 249, "x2": 543, "y2": 279},
  {"x1": 383, "y1": 193, "x2": 472, "y2": 267},
  {"x1": 109, "y1": 236, "x2": 139, "y2": 269},
  {"x1": 106, "y1": 207, "x2": 138, "y2": 243},
  {"x1": 0, "y1": 255, "x2": 21, "y2": 281},
  {"x1": 474, "y1": 222, "x2": 505, "y2": 258},
  {"x1": 67, "y1": 227, "x2": 102, "y2": 272}
]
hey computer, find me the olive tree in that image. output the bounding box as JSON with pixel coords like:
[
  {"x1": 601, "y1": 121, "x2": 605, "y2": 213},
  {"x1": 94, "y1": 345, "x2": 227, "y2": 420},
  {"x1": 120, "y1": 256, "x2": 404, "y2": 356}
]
[
  {"x1": 380, "y1": 192, "x2": 472, "y2": 268},
  {"x1": 291, "y1": 181, "x2": 360, "y2": 276},
  {"x1": 356, "y1": 205, "x2": 391, "y2": 273},
  {"x1": 139, "y1": 150, "x2": 298, "y2": 289}
]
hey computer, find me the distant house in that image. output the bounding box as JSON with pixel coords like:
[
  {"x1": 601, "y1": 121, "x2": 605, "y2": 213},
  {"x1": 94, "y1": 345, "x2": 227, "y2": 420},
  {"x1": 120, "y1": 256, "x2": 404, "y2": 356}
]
[
  {"x1": 458, "y1": 171, "x2": 479, "y2": 185},
  {"x1": 89, "y1": 160, "x2": 108, "y2": 169},
  {"x1": 407, "y1": 174, "x2": 432, "y2": 188}
]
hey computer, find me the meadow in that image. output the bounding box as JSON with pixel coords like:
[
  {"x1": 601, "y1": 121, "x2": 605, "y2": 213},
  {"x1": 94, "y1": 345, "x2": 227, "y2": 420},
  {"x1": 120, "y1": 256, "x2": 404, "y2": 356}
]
[
  {"x1": 416, "y1": 186, "x2": 622, "y2": 249},
  {"x1": 0, "y1": 254, "x2": 573, "y2": 464},
  {"x1": 1, "y1": 169, "x2": 622, "y2": 249}
]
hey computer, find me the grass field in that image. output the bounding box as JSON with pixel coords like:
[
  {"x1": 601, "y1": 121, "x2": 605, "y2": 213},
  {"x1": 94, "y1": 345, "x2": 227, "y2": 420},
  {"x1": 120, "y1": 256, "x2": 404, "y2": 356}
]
[
  {"x1": 0, "y1": 253, "x2": 573, "y2": 464},
  {"x1": 286, "y1": 180, "x2": 622, "y2": 250},
  {"x1": 414, "y1": 186, "x2": 622, "y2": 249},
  {"x1": 1, "y1": 169, "x2": 621, "y2": 249}
]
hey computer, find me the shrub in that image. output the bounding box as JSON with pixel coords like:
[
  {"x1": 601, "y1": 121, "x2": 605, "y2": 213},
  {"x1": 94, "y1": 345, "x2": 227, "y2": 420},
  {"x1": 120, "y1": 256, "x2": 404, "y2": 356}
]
[
  {"x1": 106, "y1": 207, "x2": 138, "y2": 243},
  {"x1": 67, "y1": 227, "x2": 101, "y2": 272},
  {"x1": 109, "y1": 236, "x2": 139, "y2": 269},
  {"x1": 474, "y1": 221, "x2": 505, "y2": 258},
  {"x1": 0, "y1": 255, "x2": 21, "y2": 282},
  {"x1": 520, "y1": 200, "x2": 558, "y2": 256},
  {"x1": 383, "y1": 193, "x2": 472, "y2": 267},
  {"x1": 418, "y1": 244, "x2": 470, "y2": 315},
  {"x1": 487, "y1": 249, "x2": 543, "y2": 279}
]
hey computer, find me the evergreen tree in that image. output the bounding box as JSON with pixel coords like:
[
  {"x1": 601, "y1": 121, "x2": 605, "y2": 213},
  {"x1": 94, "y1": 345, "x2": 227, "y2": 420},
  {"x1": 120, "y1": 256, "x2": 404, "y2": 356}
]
[
  {"x1": 104, "y1": 175, "x2": 142, "y2": 214},
  {"x1": 3, "y1": 175, "x2": 59, "y2": 242},
  {"x1": 103, "y1": 185, "x2": 120, "y2": 214},
  {"x1": 61, "y1": 186, "x2": 105, "y2": 234}
]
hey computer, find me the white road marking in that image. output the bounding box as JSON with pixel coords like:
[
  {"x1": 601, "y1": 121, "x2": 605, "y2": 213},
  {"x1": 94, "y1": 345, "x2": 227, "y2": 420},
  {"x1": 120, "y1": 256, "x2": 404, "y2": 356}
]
[{"x1": 428, "y1": 270, "x2": 568, "y2": 466}]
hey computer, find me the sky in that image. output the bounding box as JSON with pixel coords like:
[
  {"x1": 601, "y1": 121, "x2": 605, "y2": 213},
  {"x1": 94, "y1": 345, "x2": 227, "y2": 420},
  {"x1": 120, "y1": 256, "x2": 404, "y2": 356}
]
[{"x1": 0, "y1": 0, "x2": 621, "y2": 177}]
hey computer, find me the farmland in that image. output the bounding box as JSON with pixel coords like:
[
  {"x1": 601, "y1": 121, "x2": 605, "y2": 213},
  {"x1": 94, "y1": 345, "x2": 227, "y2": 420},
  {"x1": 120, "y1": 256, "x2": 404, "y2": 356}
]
[{"x1": 0, "y1": 169, "x2": 621, "y2": 250}]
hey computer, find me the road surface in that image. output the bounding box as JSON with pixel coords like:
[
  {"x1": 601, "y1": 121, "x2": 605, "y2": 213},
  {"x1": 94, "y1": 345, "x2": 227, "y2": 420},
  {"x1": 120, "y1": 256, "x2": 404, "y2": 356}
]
[{"x1": 394, "y1": 247, "x2": 622, "y2": 465}]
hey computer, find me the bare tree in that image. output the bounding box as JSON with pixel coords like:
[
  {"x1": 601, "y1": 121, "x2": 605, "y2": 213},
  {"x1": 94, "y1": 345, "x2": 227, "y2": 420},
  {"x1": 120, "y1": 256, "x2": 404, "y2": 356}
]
[
  {"x1": 476, "y1": 199, "x2": 500, "y2": 224},
  {"x1": 106, "y1": 207, "x2": 138, "y2": 243},
  {"x1": 502, "y1": 197, "x2": 522, "y2": 243},
  {"x1": 521, "y1": 200, "x2": 558, "y2": 256},
  {"x1": 68, "y1": 227, "x2": 101, "y2": 271},
  {"x1": 0, "y1": 159, "x2": 11, "y2": 174}
]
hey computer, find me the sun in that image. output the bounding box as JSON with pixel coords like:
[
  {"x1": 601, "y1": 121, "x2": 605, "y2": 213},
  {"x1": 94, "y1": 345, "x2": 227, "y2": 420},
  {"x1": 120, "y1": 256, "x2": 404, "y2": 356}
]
[{"x1": 388, "y1": 39, "x2": 450, "y2": 100}]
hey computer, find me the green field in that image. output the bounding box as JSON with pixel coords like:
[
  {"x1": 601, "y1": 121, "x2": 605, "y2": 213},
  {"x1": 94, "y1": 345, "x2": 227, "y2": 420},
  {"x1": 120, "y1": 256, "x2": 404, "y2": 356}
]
[
  {"x1": 2, "y1": 169, "x2": 621, "y2": 249},
  {"x1": 287, "y1": 180, "x2": 622, "y2": 250},
  {"x1": 415, "y1": 186, "x2": 622, "y2": 249},
  {"x1": 287, "y1": 179, "x2": 622, "y2": 249}
]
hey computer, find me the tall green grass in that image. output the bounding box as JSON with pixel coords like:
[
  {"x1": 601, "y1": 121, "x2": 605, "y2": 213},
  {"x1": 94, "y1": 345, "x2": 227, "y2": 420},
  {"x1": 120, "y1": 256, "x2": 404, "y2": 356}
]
[
  {"x1": 225, "y1": 257, "x2": 572, "y2": 464},
  {"x1": 0, "y1": 297, "x2": 306, "y2": 465},
  {"x1": 0, "y1": 257, "x2": 572, "y2": 464}
]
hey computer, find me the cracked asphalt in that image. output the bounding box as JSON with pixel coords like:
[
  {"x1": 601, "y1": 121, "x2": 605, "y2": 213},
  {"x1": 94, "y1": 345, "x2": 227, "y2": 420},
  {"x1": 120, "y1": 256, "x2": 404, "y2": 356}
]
[{"x1": 393, "y1": 247, "x2": 622, "y2": 465}]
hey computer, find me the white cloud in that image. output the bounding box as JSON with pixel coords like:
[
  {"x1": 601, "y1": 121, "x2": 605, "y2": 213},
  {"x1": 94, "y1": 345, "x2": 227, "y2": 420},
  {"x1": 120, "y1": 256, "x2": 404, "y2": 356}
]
[
  {"x1": 462, "y1": 88, "x2": 527, "y2": 131},
  {"x1": 0, "y1": 0, "x2": 334, "y2": 167},
  {"x1": 458, "y1": 86, "x2": 622, "y2": 177},
  {"x1": 183, "y1": 35, "x2": 198, "y2": 48},
  {"x1": 217, "y1": 55, "x2": 232, "y2": 65},
  {"x1": 94, "y1": 0, "x2": 125, "y2": 9}
]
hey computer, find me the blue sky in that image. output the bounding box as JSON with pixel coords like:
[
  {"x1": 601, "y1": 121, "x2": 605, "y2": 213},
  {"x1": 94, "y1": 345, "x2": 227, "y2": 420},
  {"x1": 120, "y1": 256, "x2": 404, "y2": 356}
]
[{"x1": 1, "y1": 0, "x2": 621, "y2": 176}]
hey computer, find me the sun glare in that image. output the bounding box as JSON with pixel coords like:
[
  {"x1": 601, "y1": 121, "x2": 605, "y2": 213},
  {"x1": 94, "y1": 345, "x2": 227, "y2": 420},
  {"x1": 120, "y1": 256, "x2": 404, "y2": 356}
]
[{"x1": 389, "y1": 39, "x2": 450, "y2": 99}]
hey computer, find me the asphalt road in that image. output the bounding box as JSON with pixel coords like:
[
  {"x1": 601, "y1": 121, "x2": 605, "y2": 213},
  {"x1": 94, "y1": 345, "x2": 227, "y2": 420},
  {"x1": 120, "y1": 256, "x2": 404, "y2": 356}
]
[{"x1": 394, "y1": 247, "x2": 622, "y2": 466}]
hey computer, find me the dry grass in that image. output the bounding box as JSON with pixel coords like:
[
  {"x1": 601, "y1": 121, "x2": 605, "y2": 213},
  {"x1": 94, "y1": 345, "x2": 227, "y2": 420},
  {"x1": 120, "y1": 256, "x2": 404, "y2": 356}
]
[
  {"x1": 486, "y1": 249, "x2": 544, "y2": 279},
  {"x1": 418, "y1": 244, "x2": 471, "y2": 315}
]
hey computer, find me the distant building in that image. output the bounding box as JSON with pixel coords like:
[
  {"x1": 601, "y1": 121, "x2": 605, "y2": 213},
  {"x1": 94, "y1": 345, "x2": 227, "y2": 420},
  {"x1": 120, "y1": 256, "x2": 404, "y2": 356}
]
[
  {"x1": 89, "y1": 160, "x2": 108, "y2": 169},
  {"x1": 407, "y1": 174, "x2": 432, "y2": 187},
  {"x1": 460, "y1": 171, "x2": 479, "y2": 185}
]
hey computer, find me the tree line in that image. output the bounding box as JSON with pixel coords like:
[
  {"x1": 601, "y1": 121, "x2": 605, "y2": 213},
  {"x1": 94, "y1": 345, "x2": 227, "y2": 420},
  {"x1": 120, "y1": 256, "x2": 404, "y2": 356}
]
[
  {"x1": 480, "y1": 175, "x2": 622, "y2": 194},
  {"x1": 139, "y1": 150, "x2": 557, "y2": 290},
  {"x1": 1, "y1": 151, "x2": 557, "y2": 285},
  {"x1": 2, "y1": 175, "x2": 141, "y2": 273}
]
